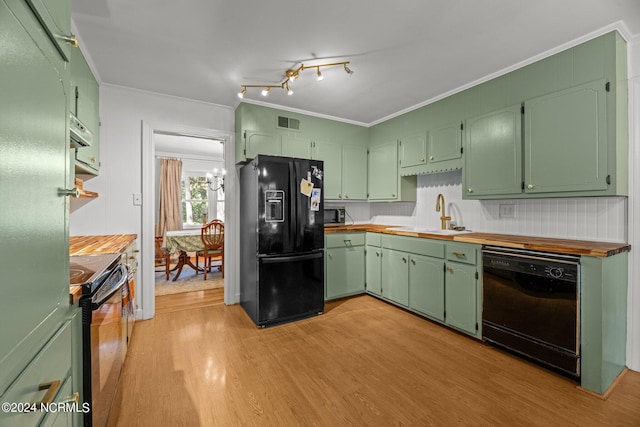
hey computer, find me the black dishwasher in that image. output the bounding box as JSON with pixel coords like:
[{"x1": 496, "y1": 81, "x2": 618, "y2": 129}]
[{"x1": 482, "y1": 246, "x2": 580, "y2": 377}]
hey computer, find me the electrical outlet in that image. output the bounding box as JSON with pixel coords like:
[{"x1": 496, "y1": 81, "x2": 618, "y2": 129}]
[
  {"x1": 133, "y1": 193, "x2": 142, "y2": 206},
  {"x1": 499, "y1": 203, "x2": 516, "y2": 219}
]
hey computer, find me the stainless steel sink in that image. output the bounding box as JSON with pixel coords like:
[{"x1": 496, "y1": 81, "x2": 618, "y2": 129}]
[{"x1": 385, "y1": 226, "x2": 470, "y2": 234}]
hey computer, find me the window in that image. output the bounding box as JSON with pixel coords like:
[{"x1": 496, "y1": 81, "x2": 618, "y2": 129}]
[
  {"x1": 181, "y1": 171, "x2": 225, "y2": 226},
  {"x1": 181, "y1": 174, "x2": 209, "y2": 225}
]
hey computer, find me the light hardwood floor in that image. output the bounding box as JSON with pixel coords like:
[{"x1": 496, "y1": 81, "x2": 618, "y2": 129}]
[{"x1": 110, "y1": 295, "x2": 640, "y2": 426}]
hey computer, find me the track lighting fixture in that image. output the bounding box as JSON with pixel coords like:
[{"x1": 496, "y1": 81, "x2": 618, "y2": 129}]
[{"x1": 238, "y1": 61, "x2": 352, "y2": 97}]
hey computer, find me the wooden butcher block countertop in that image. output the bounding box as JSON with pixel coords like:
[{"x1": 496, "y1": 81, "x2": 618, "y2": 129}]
[
  {"x1": 69, "y1": 234, "x2": 137, "y2": 304},
  {"x1": 70, "y1": 234, "x2": 137, "y2": 256},
  {"x1": 325, "y1": 224, "x2": 630, "y2": 257}
]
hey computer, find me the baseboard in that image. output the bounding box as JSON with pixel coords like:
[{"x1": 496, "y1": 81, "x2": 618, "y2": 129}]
[{"x1": 577, "y1": 368, "x2": 629, "y2": 400}]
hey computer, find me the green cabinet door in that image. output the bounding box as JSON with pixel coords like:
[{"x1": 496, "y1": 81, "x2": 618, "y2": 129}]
[
  {"x1": 399, "y1": 133, "x2": 427, "y2": 168},
  {"x1": 244, "y1": 130, "x2": 282, "y2": 159},
  {"x1": 408, "y1": 254, "x2": 445, "y2": 321},
  {"x1": 25, "y1": 0, "x2": 71, "y2": 61},
  {"x1": 341, "y1": 144, "x2": 368, "y2": 200},
  {"x1": 72, "y1": 47, "x2": 100, "y2": 174},
  {"x1": 464, "y1": 104, "x2": 522, "y2": 197},
  {"x1": 444, "y1": 262, "x2": 477, "y2": 335},
  {"x1": 524, "y1": 79, "x2": 608, "y2": 193},
  {"x1": 365, "y1": 245, "x2": 382, "y2": 296},
  {"x1": 1, "y1": 0, "x2": 70, "y2": 392},
  {"x1": 313, "y1": 140, "x2": 343, "y2": 200},
  {"x1": 368, "y1": 141, "x2": 399, "y2": 200},
  {"x1": 428, "y1": 122, "x2": 462, "y2": 164},
  {"x1": 282, "y1": 136, "x2": 312, "y2": 159},
  {"x1": 382, "y1": 249, "x2": 409, "y2": 306},
  {"x1": 325, "y1": 246, "x2": 365, "y2": 300}
]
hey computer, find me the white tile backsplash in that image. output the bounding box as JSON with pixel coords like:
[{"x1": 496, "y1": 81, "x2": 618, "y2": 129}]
[{"x1": 368, "y1": 170, "x2": 627, "y2": 243}]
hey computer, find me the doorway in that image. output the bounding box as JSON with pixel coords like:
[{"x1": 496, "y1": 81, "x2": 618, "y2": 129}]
[
  {"x1": 141, "y1": 123, "x2": 236, "y2": 319},
  {"x1": 154, "y1": 133, "x2": 225, "y2": 299}
]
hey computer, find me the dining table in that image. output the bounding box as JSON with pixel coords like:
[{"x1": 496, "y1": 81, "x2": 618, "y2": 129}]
[{"x1": 165, "y1": 229, "x2": 206, "y2": 281}]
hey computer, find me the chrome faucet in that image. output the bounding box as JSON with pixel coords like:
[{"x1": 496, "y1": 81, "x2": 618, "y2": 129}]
[{"x1": 435, "y1": 193, "x2": 451, "y2": 230}]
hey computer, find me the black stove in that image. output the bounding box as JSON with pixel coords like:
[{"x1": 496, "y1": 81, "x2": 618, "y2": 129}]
[{"x1": 70, "y1": 253, "x2": 121, "y2": 295}]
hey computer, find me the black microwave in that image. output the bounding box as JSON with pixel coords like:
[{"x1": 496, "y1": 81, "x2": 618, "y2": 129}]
[{"x1": 324, "y1": 207, "x2": 345, "y2": 226}]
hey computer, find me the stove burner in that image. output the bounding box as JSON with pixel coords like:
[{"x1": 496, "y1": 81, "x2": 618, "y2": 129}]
[{"x1": 69, "y1": 253, "x2": 121, "y2": 288}]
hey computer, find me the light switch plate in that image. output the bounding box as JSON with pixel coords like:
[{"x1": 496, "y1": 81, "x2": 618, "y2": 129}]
[
  {"x1": 499, "y1": 203, "x2": 516, "y2": 219},
  {"x1": 133, "y1": 193, "x2": 142, "y2": 206}
]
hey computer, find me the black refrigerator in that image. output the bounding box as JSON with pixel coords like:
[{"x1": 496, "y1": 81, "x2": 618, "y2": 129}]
[{"x1": 240, "y1": 155, "x2": 324, "y2": 327}]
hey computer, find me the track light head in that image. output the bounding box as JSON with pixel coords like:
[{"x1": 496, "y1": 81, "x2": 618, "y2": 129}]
[
  {"x1": 261, "y1": 88, "x2": 270, "y2": 96},
  {"x1": 237, "y1": 87, "x2": 246, "y2": 98},
  {"x1": 316, "y1": 67, "x2": 324, "y2": 81},
  {"x1": 344, "y1": 64, "x2": 354, "y2": 75}
]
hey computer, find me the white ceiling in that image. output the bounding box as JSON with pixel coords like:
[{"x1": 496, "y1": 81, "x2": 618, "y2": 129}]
[{"x1": 71, "y1": 0, "x2": 640, "y2": 125}]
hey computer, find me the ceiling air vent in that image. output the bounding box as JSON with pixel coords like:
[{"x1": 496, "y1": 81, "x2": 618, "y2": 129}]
[{"x1": 277, "y1": 116, "x2": 300, "y2": 131}]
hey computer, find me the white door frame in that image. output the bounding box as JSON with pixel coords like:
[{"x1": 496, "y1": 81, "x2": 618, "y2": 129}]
[{"x1": 140, "y1": 121, "x2": 236, "y2": 319}]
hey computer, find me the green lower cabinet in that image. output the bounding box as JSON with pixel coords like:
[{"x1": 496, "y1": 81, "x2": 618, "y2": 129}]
[
  {"x1": 365, "y1": 245, "x2": 382, "y2": 296},
  {"x1": 381, "y1": 249, "x2": 409, "y2": 306},
  {"x1": 444, "y1": 261, "x2": 478, "y2": 335},
  {"x1": 408, "y1": 255, "x2": 445, "y2": 321},
  {"x1": 325, "y1": 246, "x2": 365, "y2": 300}
]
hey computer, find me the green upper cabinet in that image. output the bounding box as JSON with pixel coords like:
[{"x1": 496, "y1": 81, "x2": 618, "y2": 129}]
[
  {"x1": 282, "y1": 135, "x2": 311, "y2": 159},
  {"x1": 368, "y1": 142, "x2": 398, "y2": 200},
  {"x1": 524, "y1": 79, "x2": 607, "y2": 194},
  {"x1": 399, "y1": 132, "x2": 428, "y2": 168},
  {"x1": 25, "y1": 0, "x2": 72, "y2": 61},
  {"x1": 368, "y1": 141, "x2": 416, "y2": 201},
  {"x1": 462, "y1": 31, "x2": 627, "y2": 199},
  {"x1": 71, "y1": 47, "x2": 100, "y2": 174},
  {"x1": 244, "y1": 130, "x2": 282, "y2": 159},
  {"x1": 313, "y1": 140, "x2": 343, "y2": 199},
  {"x1": 463, "y1": 104, "x2": 522, "y2": 197},
  {"x1": 341, "y1": 144, "x2": 368, "y2": 200},
  {"x1": 428, "y1": 122, "x2": 462, "y2": 165},
  {"x1": 314, "y1": 141, "x2": 368, "y2": 201},
  {"x1": 234, "y1": 103, "x2": 368, "y2": 200}
]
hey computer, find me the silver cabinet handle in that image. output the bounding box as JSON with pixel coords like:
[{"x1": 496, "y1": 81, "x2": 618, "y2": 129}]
[
  {"x1": 392, "y1": 193, "x2": 396, "y2": 198},
  {"x1": 338, "y1": 193, "x2": 342, "y2": 198},
  {"x1": 452, "y1": 252, "x2": 466, "y2": 257},
  {"x1": 402, "y1": 257, "x2": 407, "y2": 263},
  {"x1": 446, "y1": 267, "x2": 453, "y2": 273},
  {"x1": 328, "y1": 253, "x2": 332, "y2": 259},
  {"x1": 429, "y1": 156, "x2": 434, "y2": 160},
  {"x1": 411, "y1": 259, "x2": 416, "y2": 265},
  {"x1": 376, "y1": 252, "x2": 380, "y2": 257},
  {"x1": 344, "y1": 194, "x2": 349, "y2": 199},
  {"x1": 59, "y1": 188, "x2": 80, "y2": 197},
  {"x1": 467, "y1": 188, "x2": 473, "y2": 193},
  {"x1": 527, "y1": 184, "x2": 534, "y2": 189}
]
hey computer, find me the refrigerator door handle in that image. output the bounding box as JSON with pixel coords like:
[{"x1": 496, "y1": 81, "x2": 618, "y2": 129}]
[
  {"x1": 289, "y1": 160, "x2": 297, "y2": 251},
  {"x1": 260, "y1": 252, "x2": 323, "y2": 264}
]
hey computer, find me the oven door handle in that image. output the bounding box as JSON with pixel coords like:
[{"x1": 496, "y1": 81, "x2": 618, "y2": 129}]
[{"x1": 91, "y1": 264, "x2": 128, "y2": 307}]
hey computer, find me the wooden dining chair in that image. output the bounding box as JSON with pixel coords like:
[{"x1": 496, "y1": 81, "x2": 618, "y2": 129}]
[
  {"x1": 197, "y1": 219, "x2": 224, "y2": 280},
  {"x1": 154, "y1": 236, "x2": 172, "y2": 280}
]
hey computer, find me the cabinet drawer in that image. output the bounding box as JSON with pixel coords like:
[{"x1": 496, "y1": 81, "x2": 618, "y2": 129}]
[
  {"x1": 366, "y1": 232, "x2": 382, "y2": 247},
  {"x1": 0, "y1": 322, "x2": 72, "y2": 427},
  {"x1": 326, "y1": 233, "x2": 365, "y2": 248},
  {"x1": 382, "y1": 235, "x2": 445, "y2": 258},
  {"x1": 446, "y1": 243, "x2": 477, "y2": 265}
]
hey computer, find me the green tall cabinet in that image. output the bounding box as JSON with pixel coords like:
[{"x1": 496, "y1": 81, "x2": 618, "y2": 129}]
[{"x1": 1, "y1": 0, "x2": 79, "y2": 424}]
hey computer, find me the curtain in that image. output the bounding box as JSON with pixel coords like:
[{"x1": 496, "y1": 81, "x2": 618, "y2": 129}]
[{"x1": 157, "y1": 158, "x2": 183, "y2": 238}]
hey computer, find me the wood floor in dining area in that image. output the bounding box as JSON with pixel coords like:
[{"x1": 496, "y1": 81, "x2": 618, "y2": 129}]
[{"x1": 110, "y1": 295, "x2": 640, "y2": 426}]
